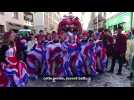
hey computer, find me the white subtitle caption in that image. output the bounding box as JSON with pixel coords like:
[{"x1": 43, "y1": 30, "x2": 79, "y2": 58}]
[{"x1": 43, "y1": 77, "x2": 87, "y2": 81}]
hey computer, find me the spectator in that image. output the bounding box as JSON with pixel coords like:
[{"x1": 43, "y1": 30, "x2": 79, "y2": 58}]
[
  {"x1": 101, "y1": 29, "x2": 114, "y2": 67},
  {"x1": 108, "y1": 26, "x2": 127, "y2": 75},
  {"x1": 39, "y1": 30, "x2": 44, "y2": 35},
  {"x1": 127, "y1": 29, "x2": 134, "y2": 80}
]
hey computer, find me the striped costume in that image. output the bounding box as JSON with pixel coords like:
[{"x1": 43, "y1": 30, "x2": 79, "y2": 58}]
[
  {"x1": 26, "y1": 44, "x2": 45, "y2": 78},
  {"x1": 80, "y1": 41, "x2": 97, "y2": 77},
  {"x1": 4, "y1": 47, "x2": 29, "y2": 87},
  {"x1": 94, "y1": 40, "x2": 107, "y2": 72},
  {"x1": 64, "y1": 42, "x2": 83, "y2": 77},
  {"x1": 45, "y1": 42, "x2": 64, "y2": 77}
]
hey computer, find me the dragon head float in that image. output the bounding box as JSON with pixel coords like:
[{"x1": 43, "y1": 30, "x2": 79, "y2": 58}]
[{"x1": 58, "y1": 15, "x2": 82, "y2": 35}]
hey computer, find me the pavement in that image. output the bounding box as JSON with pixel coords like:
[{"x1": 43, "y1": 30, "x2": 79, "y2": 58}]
[{"x1": 27, "y1": 63, "x2": 131, "y2": 87}]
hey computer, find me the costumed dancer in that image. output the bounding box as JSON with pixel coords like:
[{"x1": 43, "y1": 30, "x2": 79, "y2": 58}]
[
  {"x1": 80, "y1": 31, "x2": 97, "y2": 77},
  {"x1": 94, "y1": 32, "x2": 107, "y2": 73},
  {"x1": 61, "y1": 33, "x2": 73, "y2": 77},
  {"x1": 2, "y1": 32, "x2": 29, "y2": 87},
  {"x1": 45, "y1": 33, "x2": 64, "y2": 77},
  {"x1": 65, "y1": 32, "x2": 83, "y2": 77},
  {"x1": 26, "y1": 35, "x2": 45, "y2": 79},
  {"x1": 100, "y1": 29, "x2": 113, "y2": 68}
]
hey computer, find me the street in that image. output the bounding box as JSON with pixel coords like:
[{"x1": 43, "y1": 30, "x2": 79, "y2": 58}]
[
  {"x1": 0, "y1": 12, "x2": 133, "y2": 87},
  {"x1": 27, "y1": 63, "x2": 130, "y2": 87}
]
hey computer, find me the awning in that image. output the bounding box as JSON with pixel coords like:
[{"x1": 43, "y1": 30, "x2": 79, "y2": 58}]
[
  {"x1": 19, "y1": 29, "x2": 31, "y2": 32},
  {"x1": 106, "y1": 12, "x2": 132, "y2": 27}
]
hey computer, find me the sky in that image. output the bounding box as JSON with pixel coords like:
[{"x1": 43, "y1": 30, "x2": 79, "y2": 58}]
[{"x1": 59, "y1": 12, "x2": 91, "y2": 30}]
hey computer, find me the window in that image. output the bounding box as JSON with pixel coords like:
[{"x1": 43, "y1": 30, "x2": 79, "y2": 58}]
[
  {"x1": 0, "y1": 25, "x2": 5, "y2": 33},
  {"x1": 13, "y1": 12, "x2": 19, "y2": 19},
  {"x1": 0, "y1": 12, "x2": 4, "y2": 15},
  {"x1": 24, "y1": 12, "x2": 33, "y2": 22}
]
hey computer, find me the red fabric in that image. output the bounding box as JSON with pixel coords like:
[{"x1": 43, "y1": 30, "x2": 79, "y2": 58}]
[
  {"x1": 0, "y1": 68, "x2": 8, "y2": 87},
  {"x1": 82, "y1": 31, "x2": 89, "y2": 37},
  {"x1": 17, "y1": 61, "x2": 27, "y2": 78},
  {"x1": 15, "y1": 39, "x2": 21, "y2": 52},
  {"x1": 7, "y1": 57, "x2": 18, "y2": 65},
  {"x1": 4, "y1": 32, "x2": 12, "y2": 40},
  {"x1": 100, "y1": 32, "x2": 104, "y2": 39},
  {"x1": 37, "y1": 34, "x2": 43, "y2": 41},
  {"x1": 70, "y1": 54, "x2": 78, "y2": 72},
  {"x1": 58, "y1": 16, "x2": 82, "y2": 33},
  {"x1": 102, "y1": 48, "x2": 107, "y2": 59},
  {"x1": 76, "y1": 35, "x2": 81, "y2": 43}
]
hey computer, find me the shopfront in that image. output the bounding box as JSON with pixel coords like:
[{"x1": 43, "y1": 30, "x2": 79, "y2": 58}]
[{"x1": 106, "y1": 12, "x2": 132, "y2": 33}]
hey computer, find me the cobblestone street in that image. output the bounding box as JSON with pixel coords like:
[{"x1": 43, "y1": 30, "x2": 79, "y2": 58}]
[{"x1": 27, "y1": 63, "x2": 131, "y2": 87}]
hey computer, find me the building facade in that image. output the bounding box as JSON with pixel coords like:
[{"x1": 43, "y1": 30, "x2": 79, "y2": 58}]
[
  {"x1": 93, "y1": 12, "x2": 106, "y2": 31},
  {"x1": 105, "y1": 12, "x2": 133, "y2": 33},
  {"x1": 87, "y1": 12, "x2": 95, "y2": 30},
  {"x1": 0, "y1": 12, "x2": 34, "y2": 33},
  {"x1": 33, "y1": 12, "x2": 45, "y2": 33},
  {"x1": 44, "y1": 12, "x2": 61, "y2": 33},
  {"x1": 34, "y1": 12, "x2": 61, "y2": 33},
  {"x1": 87, "y1": 12, "x2": 106, "y2": 31}
]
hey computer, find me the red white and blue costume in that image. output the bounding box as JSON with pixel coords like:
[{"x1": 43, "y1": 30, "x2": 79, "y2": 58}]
[
  {"x1": 79, "y1": 31, "x2": 97, "y2": 77},
  {"x1": 26, "y1": 43, "x2": 45, "y2": 78},
  {"x1": 62, "y1": 33, "x2": 83, "y2": 77},
  {"x1": 80, "y1": 40, "x2": 97, "y2": 77},
  {"x1": 94, "y1": 39, "x2": 108, "y2": 73},
  {"x1": 3, "y1": 46, "x2": 29, "y2": 87},
  {"x1": 45, "y1": 41, "x2": 64, "y2": 77}
]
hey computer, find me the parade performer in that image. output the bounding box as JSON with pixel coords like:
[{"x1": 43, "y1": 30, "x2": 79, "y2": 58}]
[
  {"x1": 100, "y1": 29, "x2": 113, "y2": 68},
  {"x1": 80, "y1": 31, "x2": 90, "y2": 76},
  {"x1": 26, "y1": 35, "x2": 45, "y2": 79},
  {"x1": 45, "y1": 33, "x2": 64, "y2": 77},
  {"x1": 2, "y1": 40, "x2": 28, "y2": 87},
  {"x1": 26, "y1": 34, "x2": 37, "y2": 53},
  {"x1": 94, "y1": 38, "x2": 107, "y2": 73},
  {"x1": 80, "y1": 31, "x2": 97, "y2": 77},
  {"x1": 61, "y1": 35, "x2": 73, "y2": 77},
  {"x1": 64, "y1": 32, "x2": 83, "y2": 77}
]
